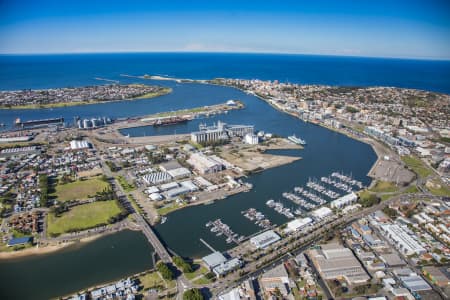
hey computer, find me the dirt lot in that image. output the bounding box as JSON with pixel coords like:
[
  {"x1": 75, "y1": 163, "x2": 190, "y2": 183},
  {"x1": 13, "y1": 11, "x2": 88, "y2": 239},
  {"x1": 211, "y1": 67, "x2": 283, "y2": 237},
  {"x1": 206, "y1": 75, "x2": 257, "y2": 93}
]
[{"x1": 218, "y1": 138, "x2": 302, "y2": 172}]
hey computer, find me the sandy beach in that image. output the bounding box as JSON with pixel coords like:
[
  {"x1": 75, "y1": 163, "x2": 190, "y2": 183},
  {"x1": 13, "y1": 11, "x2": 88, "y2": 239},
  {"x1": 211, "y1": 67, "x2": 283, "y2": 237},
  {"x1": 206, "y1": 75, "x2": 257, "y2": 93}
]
[{"x1": 0, "y1": 233, "x2": 108, "y2": 260}]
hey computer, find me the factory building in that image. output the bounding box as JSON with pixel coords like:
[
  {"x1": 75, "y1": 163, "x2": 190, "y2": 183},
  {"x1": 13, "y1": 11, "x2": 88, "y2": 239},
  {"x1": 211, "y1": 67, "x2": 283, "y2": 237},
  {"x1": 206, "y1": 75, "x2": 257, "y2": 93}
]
[
  {"x1": 76, "y1": 116, "x2": 112, "y2": 129},
  {"x1": 203, "y1": 252, "x2": 228, "y2": 270},
  {"x1": 142, "y1": 171, "x2": 172, "y2": 185},
  {"x1": 250, "y1": 230, "x2": 281, "y2": 249},
  {"x1": 284, "y1": 217, "x2": 313, "y2": 233},
  {"x1": 191, "y1": 121, "x2": 254, "y2": 144},
  {"x1": 187, "y1": 152, "x2": 224, "y2": 174},
  {"x1": 330, "y1": 192, "x2": 357, "y2": 209},
  {"x1": 213, "y1": 258, "x2": 243, "y2": 277},
  {"x1": 311, "y1": 207, "x2": 333, "y2": 220},
  {"x1": 69, "y1": 140, "x2": 91, "y2": 150},
  {"x1": 308, "y1": 243, "x2": 370, "y2": 286},
  {"x1": 399, "y1": 274, "x2": 432, "y2": 292},
  {"x1": 379, "y1": 224, "x2": 426, "y2": 256},
  {"x1": 260, "y1": 264, "x2": 291, "y2": 297},
  {"x1": 244, "y1": 133, "x2": 259, "y2": 145},
  {"x1": 0, "y1": 146, "x2": 41, "y2": 158}
]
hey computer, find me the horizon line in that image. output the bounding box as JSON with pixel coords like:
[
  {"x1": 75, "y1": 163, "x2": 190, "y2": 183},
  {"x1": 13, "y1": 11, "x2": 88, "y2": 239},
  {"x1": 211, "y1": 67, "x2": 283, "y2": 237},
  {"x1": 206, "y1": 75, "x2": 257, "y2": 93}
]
[{"x1": 0, "y1": 50, "x2": 449, "y2": 62}]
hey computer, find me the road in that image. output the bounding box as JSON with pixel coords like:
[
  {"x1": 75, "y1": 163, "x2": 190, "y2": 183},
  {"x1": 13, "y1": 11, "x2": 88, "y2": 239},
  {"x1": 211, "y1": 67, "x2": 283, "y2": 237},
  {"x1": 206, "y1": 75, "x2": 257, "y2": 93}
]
[
  {"x1": 102, "y1": 161, "x2": 193, "y2": 297},
  {"x1": 102, "y1": 162, "x2": 172, "y2": 263},
  {"x1": 211, "y1": 192, "x2": 433, "y2": 297}
]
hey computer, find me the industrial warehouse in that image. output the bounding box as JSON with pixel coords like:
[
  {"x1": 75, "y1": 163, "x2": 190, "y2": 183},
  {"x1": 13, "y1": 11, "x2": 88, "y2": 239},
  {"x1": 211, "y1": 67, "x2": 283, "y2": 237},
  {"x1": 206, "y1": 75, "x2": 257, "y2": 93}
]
[
  {"x1": 190, "y1": 121, "x2": 254, "y2": 144},
  {"x1": 307, "y1": 243, "x2": 370, "y2": 286}
]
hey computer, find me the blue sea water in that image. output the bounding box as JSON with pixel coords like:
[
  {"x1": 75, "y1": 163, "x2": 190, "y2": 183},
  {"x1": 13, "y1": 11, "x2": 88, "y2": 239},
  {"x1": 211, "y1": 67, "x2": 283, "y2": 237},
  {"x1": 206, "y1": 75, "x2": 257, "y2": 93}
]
[{"x1": 1, "y1": 52, "x2": 449, "y2": 93}]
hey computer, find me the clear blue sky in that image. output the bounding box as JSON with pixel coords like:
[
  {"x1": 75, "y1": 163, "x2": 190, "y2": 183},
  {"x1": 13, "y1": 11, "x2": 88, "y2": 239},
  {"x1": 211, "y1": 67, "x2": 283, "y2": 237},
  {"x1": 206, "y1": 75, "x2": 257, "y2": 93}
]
[{"x1": 1, "y1": 0, "x2": 449, "y2": 59}]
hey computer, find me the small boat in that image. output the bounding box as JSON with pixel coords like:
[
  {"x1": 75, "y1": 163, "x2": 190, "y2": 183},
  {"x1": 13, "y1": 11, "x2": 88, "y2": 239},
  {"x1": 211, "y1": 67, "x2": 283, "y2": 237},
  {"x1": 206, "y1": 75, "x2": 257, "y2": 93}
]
[
  {"x1": 266, "y1": 199, "x2": 275, "y2": 206},
  {"x1": 160, "y1": 216, "x2": 167, "y2": 224}
]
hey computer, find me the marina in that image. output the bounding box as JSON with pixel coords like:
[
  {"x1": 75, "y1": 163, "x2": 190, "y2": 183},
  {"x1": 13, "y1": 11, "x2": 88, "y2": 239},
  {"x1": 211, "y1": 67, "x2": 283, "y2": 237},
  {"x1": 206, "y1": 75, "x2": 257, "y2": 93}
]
[
  {"x1": 206, "y1": 219, "x2": 245, "y2": 244},
  {"x1": 265, "y1": 200, "x2": 295, "y2": 219},
  {"x1": 269, "y1": 171, "x2": 367, "y2": 215},
  {"x1": 241, "y1": 208, "x2": 272, "y2": 229}
]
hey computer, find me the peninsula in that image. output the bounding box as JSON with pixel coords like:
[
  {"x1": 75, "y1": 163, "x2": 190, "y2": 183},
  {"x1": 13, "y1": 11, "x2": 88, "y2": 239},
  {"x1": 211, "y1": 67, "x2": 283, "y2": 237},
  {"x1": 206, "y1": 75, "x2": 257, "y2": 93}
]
[{"x1": 0, "y1": 84, "x2": 172, "y2": 109}]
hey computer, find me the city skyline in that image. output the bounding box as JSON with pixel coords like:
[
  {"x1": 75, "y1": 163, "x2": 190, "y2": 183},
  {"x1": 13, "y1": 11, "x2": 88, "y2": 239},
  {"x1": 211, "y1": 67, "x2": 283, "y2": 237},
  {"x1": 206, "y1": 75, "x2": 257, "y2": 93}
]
[{"x1": 1, "y1": 0, "x2": 450, "y2": 60}]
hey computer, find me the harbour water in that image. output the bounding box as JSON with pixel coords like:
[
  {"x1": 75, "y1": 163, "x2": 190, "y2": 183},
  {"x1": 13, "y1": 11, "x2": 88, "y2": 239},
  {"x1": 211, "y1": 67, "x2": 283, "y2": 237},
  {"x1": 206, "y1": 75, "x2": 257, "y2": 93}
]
[
  {"x1": 0, "y1": 230, "x2": 154, "y2": 300},
  {"x1": 0, "y1": 53, "x2": 447, "y2": 298}
]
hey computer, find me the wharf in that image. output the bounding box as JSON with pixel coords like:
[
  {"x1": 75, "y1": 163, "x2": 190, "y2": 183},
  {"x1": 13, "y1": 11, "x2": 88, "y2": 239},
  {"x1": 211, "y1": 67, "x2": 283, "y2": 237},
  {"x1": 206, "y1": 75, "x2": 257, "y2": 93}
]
[{"x1": 109, "y1": 100, "x2": 245, "y2": 131}]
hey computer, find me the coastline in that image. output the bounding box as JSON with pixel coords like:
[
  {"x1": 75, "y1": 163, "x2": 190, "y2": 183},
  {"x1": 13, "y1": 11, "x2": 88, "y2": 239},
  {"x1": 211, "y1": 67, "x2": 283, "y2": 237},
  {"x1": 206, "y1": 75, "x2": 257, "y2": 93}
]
[
  {"x1": 0, "y1": 227, "x2": 134, "y2": 260},
  {"x1": 0, "y1": 87, "x2": 172, "y2": 110}
]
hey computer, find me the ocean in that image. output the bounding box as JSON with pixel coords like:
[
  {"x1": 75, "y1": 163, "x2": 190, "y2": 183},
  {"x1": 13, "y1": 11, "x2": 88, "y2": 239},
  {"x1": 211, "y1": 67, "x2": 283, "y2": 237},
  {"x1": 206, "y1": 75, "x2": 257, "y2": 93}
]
[{"x1": 1, "y1": 52, "x2": 449, "y2": 93}]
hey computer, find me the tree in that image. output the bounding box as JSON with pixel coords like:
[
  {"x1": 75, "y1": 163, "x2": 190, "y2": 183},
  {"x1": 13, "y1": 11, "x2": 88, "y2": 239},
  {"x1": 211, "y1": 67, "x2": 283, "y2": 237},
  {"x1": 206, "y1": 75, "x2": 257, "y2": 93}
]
[
  {"x1": 345, "y1": 106, "x2": 359, "y2": 113},
  {"x1": 358, "y1": 193, "x2": 380, "y2": 207},
  {"x1": 59, "y1": 173, "x2": 72, "y2": 185},
  {"x1": 39, "y1": 174, "x2": 50, "y2": 207},
  {"x1": 382, "y1": 207, "x2": 398, "y2": 218},
  {"x1": 156, "y1": 262, "x2": 174, "y2": 280},
  {"x1": 183, "y1": 288, "x2": 204, "y2": 300},
  {"x1": 173, "y1": 256, "x2": 193, "y2": 273}
]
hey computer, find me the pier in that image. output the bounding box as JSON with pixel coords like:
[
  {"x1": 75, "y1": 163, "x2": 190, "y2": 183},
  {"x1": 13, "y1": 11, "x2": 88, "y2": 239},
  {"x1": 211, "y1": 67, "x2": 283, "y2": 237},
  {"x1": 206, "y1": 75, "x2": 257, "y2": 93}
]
[{"x1": 199, "y1": 238, "x2": 217, "y2": 252}]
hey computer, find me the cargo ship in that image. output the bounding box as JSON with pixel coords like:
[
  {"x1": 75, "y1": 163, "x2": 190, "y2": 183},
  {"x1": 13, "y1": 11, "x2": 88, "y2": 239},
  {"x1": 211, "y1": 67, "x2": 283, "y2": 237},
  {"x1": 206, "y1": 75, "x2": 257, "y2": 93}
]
[
  {"x1": 288, "y1": 134, "x2": 306, "y2": 145},
  {"x1": 15, "y1": 117, "x2": 64, "y2": 128}
]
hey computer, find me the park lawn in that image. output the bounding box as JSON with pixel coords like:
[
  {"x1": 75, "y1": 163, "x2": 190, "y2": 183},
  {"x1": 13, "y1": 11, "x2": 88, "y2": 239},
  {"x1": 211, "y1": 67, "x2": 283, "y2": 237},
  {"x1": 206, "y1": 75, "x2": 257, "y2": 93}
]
[
  {"x1": 157, "y1": 202, "x2": 186, "y2": 216},
  {"x1": 369, "y1": 181, "x2": 399, "y2": 193},
  {"x1": 380, "y1": 193, "x2": 399, "y2": 201},
  {"x1": 427, "y1": 181, "x2": 450, "y2": 197},
  {"x1": 358, "y1": 190, "x2": 375, "y2": 201},
  {"x1": 53, "y1": 177, "x2": 109, "y2": 202},
  {"x1": 401, "y1": 155, "x2": 434, "y2": 178},
  {"x1": 404, "y1": 185, "x2": 419, "y2": 193},
  {"x1": 185, "y1": 264, "x2": 209, "y2": 280},
  {"x1": 47, "y1": 200, "x2": 121, "y2": 236},
  {"x1": 139, "y1": 271, "x2": 166, "y2": 291}
]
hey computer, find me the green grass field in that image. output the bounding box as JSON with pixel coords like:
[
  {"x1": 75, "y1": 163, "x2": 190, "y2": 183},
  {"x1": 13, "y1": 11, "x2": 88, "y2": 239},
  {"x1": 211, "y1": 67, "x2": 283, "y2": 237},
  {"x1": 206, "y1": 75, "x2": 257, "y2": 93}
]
[
  {"x1": 404, "y1": 185, "x2": 419, "y2": 193},
  {"x1": 52, "y1": 177, "x2": 109, "y2": 202},
  {"x1": 369, "y1": 181, "x2": 399, "y2": 193},
  {"x1": 185, "y1": 264, "x2": 209, "y2": 280},
  {"x1": 157, "y1": 202, "x2": 186, "y2": 216},
  {"x1": 358, "y1": 190, "x2": 375, "y2": 200},
  {"x1": 427, "y1": 180, "x2": 450, "y2": 197},
  {"x1": 47, "y1": 201, "x2": 122, "y2": 236},
  {"x1": 138, "y1": 271, "x2": 166, "y2": 291},
  {"x1": 401, "y1": 155, "x2": 434, "y2": 178}
]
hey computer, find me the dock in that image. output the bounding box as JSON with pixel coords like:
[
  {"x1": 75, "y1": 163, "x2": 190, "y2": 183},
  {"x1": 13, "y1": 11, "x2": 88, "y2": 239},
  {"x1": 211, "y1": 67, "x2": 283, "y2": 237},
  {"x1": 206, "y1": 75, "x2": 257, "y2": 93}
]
[{"x1": 199, "y1": 238, "x2": 217, "y2": 252}]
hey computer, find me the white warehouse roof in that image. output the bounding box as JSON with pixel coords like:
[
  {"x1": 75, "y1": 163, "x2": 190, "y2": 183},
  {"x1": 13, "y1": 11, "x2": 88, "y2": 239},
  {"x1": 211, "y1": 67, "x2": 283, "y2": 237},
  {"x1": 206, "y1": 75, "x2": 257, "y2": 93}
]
[
  {"x1": 330, "y1": 192, "x2": 357, "y2": 209},
  {"x1": 167, "y1": 167, "x2": 191, "y2": 178},
  {"x1": 311, "y1": 207, "x2": 333, "y2": 219},
  {"x1": 250, "y1": 230, "x2": 280, "y2": 249},
  {"x1": 285, "y1": 217, "x2": 313, "y2": 233}
]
